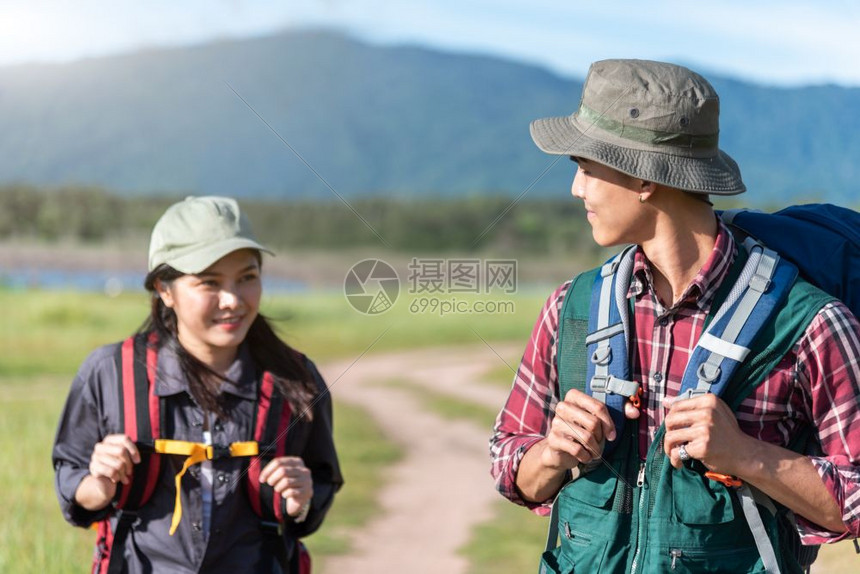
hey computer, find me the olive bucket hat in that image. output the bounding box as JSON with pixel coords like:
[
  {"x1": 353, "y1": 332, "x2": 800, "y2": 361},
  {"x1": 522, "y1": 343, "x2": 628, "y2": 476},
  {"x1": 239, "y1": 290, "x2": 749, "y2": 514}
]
[
  {"x1": 530, "y1": 59, "x2": 745, "y2": 195},
  {"x1": 148, "y1": 196, "x2": 273, "y2": 273}
]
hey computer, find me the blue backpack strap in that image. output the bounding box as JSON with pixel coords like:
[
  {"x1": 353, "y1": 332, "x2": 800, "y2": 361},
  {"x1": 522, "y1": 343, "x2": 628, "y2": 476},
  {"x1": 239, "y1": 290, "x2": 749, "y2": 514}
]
[
  {"x1": 676, "y1": 239, "x2": 799, "y2": 574},
  {"x1": 585, "y1": 245, "x2": 639, "y2": 455},
  {"x1": 678, "y1": 238, "x2": 798, "y2": 399}
]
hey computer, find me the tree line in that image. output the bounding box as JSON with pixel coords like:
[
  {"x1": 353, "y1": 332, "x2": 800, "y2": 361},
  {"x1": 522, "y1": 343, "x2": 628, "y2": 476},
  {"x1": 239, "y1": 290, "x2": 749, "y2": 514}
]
[{"x1": 0, "y1": 185, "x2": 605, "y2": 256}]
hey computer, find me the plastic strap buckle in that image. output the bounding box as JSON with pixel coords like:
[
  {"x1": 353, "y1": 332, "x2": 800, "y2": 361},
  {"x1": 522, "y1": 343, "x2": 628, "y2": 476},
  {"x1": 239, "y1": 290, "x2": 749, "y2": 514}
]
[
  {"x1": 260, "y1": 520, "x2": 284, "y2": 536},
  {"x1": 601, "y1": 259, "x2": 621, "y2": 277},
  {"x1": 696, "y1": 363, "x2": 721, "y2": 384},
  {"x1": 590, "y1": 347, "x2": 612, "y2": 366},
  {"x1": 209, "y1": 444, "x2": 232, "y2": 460},
  {"x1": 630, "y1": 387, "x2": 643, "y2": 409},
  {"x1": 677, "y1": 388, "x2": 710, "y2": 401},
  {"x1": 749, "y1": 272, "x2": 772, "y2": 293},
  {"x1": 590, "y1": 375, "x2": 610, "y2": 393},
  {"x1": 705, "y1": 471, "x2": 743, "y2": 488}
]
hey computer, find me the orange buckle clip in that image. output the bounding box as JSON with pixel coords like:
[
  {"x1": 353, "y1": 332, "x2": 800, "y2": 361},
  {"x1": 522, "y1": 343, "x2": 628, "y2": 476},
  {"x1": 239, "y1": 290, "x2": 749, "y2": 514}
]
[
  {"x1": 704, "y1": 471, "x2": 743, "y2": 488},
  {"x1": 629, "y1": 387, "x2": 643, "y2": 409}
]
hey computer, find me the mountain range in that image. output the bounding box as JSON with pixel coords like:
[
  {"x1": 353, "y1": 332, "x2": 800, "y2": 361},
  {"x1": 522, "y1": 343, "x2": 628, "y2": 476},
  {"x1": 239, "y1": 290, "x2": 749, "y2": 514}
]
[{"x1": 0, "y1": 29, "x2": 857, "y2": 204}]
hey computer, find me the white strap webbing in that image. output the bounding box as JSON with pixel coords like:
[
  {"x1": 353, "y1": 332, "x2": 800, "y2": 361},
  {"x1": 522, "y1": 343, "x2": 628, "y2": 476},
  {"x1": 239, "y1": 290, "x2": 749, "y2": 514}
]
[
  {"x1": 614, "y1": 246, "x2": 635, "y2": 344},
  {"x1": 591, "y1": 256, "x2": 619, "y2": 404},
  {"x1": 691, "y1": 242, "x2": 779, "y2": 395},
  {"x1": 585, "y1": 323, "x2": 625, "y2": 345},
  {"x1": 591, "y1": 375, "x2": 639, "y2": 398},
  {"x1": 697, "y1": 332, "x2": 751, "y2": 362},
  {"x1": 591, "y1": 247, "x2": 637, "y2": 403},
  {"x1": 736, "y1": 484, "x2": 782, "y2": 574}
]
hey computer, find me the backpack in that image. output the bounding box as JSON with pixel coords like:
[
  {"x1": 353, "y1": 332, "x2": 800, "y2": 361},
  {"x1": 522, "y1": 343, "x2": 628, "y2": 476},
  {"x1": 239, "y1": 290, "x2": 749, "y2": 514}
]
[
  {"x1": 547, "y1": 204, "x2": 860, "y2": 573},
  {"x1": 713, "y1": 204, "x2": 860, "y2": 570},
  {"x1": 91, "y1": 332, "x2": 312, "y2": 574},
  {"x1": 721, "y1": 203, "x2": 860, "y2": 318}
]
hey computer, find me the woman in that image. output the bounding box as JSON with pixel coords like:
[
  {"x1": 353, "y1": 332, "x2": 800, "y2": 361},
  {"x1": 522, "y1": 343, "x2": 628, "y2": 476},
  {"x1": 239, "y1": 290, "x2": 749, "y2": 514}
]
[{"x1": 53, "y1": 196, "x2": 342, "y2": 573}]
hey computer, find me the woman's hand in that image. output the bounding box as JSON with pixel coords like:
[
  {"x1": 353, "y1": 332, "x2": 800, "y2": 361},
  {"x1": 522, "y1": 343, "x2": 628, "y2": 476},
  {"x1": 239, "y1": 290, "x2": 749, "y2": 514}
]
[
  {"x1": 75, "y1": 434, "x2": 140, "y2": 510},
  {"x1": 259, "y1": 456, "x2": 313, "y2": 518}
]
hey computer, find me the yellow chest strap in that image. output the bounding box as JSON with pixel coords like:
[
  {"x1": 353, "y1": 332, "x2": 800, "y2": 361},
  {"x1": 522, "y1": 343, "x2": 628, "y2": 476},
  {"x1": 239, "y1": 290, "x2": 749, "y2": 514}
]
[{"x1": 153, "y1": 439, "x2": 259, "y2": 535}]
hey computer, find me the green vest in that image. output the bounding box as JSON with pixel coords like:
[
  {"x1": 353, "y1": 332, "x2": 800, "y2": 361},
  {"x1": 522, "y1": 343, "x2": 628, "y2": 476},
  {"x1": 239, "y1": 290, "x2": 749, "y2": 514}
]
[{"x1": 541, "y1": 249, "x2": 834, "y2": 574}]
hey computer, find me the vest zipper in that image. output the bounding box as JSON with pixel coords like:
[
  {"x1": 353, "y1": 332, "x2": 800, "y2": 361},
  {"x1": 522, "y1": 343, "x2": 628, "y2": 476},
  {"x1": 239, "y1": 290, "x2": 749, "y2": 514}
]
[
  {"x1": 630, "y1": 462, "x2": 648, "y2": 574},
  {"x1": 669, "y1": 548, "x2": 683, "y2": 570}
]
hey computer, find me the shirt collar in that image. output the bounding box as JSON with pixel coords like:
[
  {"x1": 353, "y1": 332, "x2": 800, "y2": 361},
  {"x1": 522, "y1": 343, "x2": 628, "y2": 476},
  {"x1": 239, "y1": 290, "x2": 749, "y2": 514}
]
[
  {"x1": 154, "y1": 342, "x2": 258, "y2": 400},
  {"x1": 628, "y1": 217, "x2": 737, "y2": 312}
]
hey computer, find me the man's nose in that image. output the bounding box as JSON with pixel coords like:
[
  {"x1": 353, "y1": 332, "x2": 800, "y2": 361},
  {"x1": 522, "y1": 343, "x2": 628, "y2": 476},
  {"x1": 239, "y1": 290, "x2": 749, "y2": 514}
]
[{"x1": 571, "y1": 170, "x2": 586, "y2": 199}]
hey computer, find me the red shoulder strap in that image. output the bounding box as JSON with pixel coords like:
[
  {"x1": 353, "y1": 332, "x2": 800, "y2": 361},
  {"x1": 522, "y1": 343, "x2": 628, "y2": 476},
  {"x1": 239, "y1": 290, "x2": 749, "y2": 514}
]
[
  {"x1": 115, "y1": 332, "x2": 162, "y2": 509},
  {"x1": 94, "y1": 333, "x2": 161, "y2": 574},
  {"x1": 247, "y1": 371, "x2": 292, "y2": 521}
]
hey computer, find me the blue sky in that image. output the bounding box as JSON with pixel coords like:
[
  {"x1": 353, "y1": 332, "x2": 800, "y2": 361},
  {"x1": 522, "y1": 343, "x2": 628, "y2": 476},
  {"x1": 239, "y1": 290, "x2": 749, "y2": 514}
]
[{"x1": 1, "y1": 0, "x2": 858, "y2": 86}]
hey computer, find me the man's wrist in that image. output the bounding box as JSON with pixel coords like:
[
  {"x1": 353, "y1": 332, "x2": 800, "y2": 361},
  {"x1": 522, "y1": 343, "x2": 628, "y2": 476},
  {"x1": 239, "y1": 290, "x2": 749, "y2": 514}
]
[
  {"x1": 723, "y1": 434, "x2": 765, "y2": 482},
  {"x1": 516, "y1": 439, "x2": 574, "y2": 503}
]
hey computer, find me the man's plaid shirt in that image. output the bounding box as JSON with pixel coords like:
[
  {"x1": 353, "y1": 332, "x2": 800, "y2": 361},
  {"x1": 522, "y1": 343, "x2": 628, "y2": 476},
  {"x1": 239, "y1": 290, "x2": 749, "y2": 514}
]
[{"x1": 490, "y1": 221, "x2": 860, "y2": 542}]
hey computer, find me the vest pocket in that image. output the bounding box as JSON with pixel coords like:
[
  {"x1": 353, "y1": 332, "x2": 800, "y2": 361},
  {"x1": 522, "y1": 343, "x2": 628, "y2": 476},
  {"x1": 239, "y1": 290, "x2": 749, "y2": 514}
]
[
  {"x1": 562, "y1": 462, "x2": 618, "y2": 509},
  {"x1": 539, "y1": 547, "x2": 574, "y2": 574},
  {"x1": 671, "y1": 467, "x2": 735, "y2": 525},
  {"x1": 660, "y1": 545, "x2": 765, "y2": 573},
  {"x1": 540, "y1": 523, "x2": 609, "y2": 573},
  {"x1": 550, "y1": 468, "x2": 618, "y2": 573}
]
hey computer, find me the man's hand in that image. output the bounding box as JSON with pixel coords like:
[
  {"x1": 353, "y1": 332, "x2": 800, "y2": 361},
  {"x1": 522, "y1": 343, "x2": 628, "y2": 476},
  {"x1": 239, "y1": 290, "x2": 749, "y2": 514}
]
[
  {"x1": 541, "y1": 388, "x2": 637, "y2": 471},
  {"x1": 516, "y1": 388, "x2": 640, "y2": 503},
  {"x1": 663, "y1": 392, "x2": 849, "y2": 534},
  {"x1": 663, "y1": 393, "x2": 750, "y2": 473}
]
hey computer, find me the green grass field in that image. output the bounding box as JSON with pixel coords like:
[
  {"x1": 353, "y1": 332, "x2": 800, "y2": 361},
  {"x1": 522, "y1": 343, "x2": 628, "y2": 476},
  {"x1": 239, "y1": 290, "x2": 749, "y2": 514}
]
[
  {"x1": 0, "y1": 287, "x2": 545, "y2": 572},
  {"x1": 0, "y1": 288, "x2": 547, "y2": 376},
  {"x1": 0, "y1": 378, "x2": 401, "y2": 573},
  {"x1": 2, "y1": 287, "x2": 857, "y2": 572}
]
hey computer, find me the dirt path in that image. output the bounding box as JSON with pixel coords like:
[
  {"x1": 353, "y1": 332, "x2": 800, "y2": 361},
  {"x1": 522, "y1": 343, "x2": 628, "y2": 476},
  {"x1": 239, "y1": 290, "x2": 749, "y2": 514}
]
[
  {"x1": 316, "y1": 344, "x2": 860, "y2": 574},
  {"x1": 317, "y1": 343, "x2": 521, "y2": 574}
]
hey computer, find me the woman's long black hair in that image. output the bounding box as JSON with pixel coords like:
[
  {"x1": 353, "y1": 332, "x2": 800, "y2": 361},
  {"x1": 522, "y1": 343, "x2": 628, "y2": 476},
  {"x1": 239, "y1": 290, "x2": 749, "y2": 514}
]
[{"x1": 141, "y1": 261, "x2": 316, "y2": 421}]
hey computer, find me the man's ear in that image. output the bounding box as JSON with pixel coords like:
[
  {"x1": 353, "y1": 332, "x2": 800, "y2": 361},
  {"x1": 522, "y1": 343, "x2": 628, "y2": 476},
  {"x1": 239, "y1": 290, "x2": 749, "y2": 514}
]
[
  {"x1": 638, "y1": 180, "x2": 657, "y2": 202},
  {"x1": 154, "y1": 279, "x2": 174, "y2": 308}
]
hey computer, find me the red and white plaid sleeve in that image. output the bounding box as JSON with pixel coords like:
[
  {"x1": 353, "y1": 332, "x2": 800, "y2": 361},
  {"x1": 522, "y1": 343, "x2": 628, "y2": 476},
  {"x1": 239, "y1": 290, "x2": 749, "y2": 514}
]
[
  {"x1": 489, "y1": 281, "x2": 569, "y2": 515},
  {"x1": 793, "y1": 301, "x2": 860, "y2": 543}
]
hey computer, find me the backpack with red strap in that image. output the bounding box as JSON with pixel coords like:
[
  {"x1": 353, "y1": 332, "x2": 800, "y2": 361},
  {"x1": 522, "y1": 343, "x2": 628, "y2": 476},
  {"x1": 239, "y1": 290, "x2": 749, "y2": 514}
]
[{"x1": 91, "y1": 332, "x2": 311, "y2": 574}]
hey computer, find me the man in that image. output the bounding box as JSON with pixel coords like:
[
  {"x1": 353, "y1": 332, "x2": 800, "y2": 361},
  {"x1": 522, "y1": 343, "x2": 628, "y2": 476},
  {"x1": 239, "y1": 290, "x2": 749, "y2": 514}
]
[{"x1": 490, "y1": 59, "x2": 860, "y2": 572}]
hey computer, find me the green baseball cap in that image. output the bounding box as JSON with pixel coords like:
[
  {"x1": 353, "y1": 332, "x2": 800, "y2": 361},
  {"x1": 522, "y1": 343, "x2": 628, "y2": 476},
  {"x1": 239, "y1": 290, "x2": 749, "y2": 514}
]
[{"x1": 148, "y1": 196, "x2": 273, "y2": 273}]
